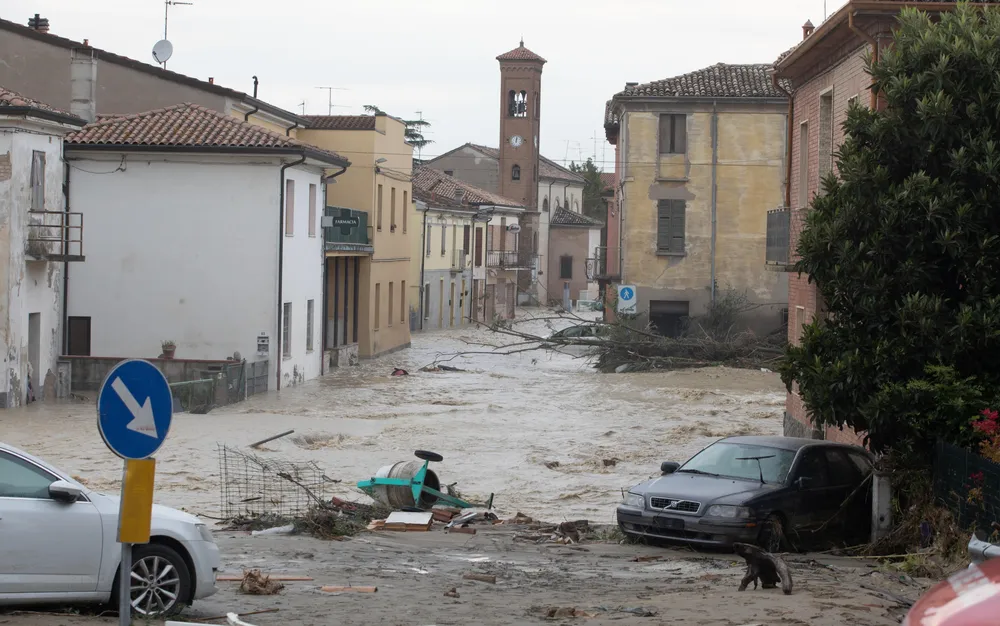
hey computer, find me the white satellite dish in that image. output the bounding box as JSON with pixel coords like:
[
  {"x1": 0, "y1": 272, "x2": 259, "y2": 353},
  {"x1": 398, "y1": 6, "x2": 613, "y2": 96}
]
[{"x1": 152, "y1": 39, "x2": 174, "y2": 64}]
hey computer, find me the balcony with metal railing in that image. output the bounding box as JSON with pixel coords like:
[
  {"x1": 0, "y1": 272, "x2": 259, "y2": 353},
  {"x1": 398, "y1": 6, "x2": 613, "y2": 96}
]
[
  {"x1": 486, "y1": 249, "x2": 535, "y2": 269},
  {"x1": 26, "y1": 211, "x2": 85, "y2": 262},
  {"x1": 588, "y1": 246, "x2": 621, "y2": 280},
  {"x1": 765, "y1": 207, "x2": 792, "y2": 270},
  {"x1": 323, "y1": 206, "x2": 373, "y2": 254},
  {"x1": 451, "y1": 249, "x2": 468, "y2": 273}
]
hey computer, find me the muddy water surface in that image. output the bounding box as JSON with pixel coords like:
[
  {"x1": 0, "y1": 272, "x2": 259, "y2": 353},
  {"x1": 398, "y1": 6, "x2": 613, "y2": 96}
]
[{"x1": 0, "y1": 311, "x2": 785, "y2": 522}]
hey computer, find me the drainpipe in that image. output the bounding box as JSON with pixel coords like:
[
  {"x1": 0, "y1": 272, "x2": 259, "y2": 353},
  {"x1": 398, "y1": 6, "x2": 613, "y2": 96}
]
[
  {"x1": 276, "y1": 155, "x2": 306, "y2": 391},
  {"x1": 244, "y1": 77, "x2": 260, "y2": 122},
  {"x1": 285, "y1": 121, "x2": 299, "y2": 136},
  {"x1": 771, "y1": 73, "x2": 793, "y2": 209},
  {"x1": 849, "y1": 12, "x2": 880, "y2": 110},
  {"x1": 61, "y1": 154, "x2": 71, "y2": 354},
  {"x1": 419, "y1": 205, "x2": 428, "y2": 329},
  {"x1": 710, "y1": 102, "x2": 719, "y2": 305}
]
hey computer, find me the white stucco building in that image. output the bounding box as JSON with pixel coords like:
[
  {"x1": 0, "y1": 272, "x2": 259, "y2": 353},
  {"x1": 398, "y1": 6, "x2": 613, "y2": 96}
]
[
  {"x1": 64, "y1": 103, "x2": 351, "y2": 390},
  {"x1": 0, "y1": 86, "x2": 86, "y2": 406}
]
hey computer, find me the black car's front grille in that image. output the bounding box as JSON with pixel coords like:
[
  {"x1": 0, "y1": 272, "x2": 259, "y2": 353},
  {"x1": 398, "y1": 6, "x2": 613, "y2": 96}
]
[{"x1": 649, "y1": 497, "x2": 701, "y2": 513}]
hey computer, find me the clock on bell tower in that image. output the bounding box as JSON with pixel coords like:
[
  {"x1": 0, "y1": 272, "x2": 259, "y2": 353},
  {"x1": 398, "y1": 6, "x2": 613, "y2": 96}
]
[{"x1": 496, "y1": 39, "x2": 545, "y2": 209}]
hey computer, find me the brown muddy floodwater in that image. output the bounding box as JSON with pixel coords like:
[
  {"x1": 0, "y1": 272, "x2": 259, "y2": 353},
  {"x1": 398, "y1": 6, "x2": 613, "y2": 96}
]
[{"x1": 0, "y1": 311, "x2": 786, "y2": 522}]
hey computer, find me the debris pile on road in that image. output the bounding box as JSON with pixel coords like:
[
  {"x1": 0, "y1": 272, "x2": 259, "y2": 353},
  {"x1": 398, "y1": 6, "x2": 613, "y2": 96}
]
[
  {"x1": 506, "y1": 514, "x2": 596, "y2": 544},
  {"x1": 239, "y1": 569, "x2": 284, "y2": 595},
  {"x1": 294, "y1": 496, "x2": 390, "y2": 539}
]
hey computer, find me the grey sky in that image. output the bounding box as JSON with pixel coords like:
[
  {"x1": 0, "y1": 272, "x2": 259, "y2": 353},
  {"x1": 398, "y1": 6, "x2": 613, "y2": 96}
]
[{"x1": 2, "y1": 0, "x2": 836, "y2": 171}]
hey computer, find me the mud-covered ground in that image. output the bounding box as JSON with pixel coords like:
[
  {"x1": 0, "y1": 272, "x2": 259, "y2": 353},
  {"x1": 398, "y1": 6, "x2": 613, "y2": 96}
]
[{"x1": 0, "y1": 529, "x2": 927, "y2": 626}]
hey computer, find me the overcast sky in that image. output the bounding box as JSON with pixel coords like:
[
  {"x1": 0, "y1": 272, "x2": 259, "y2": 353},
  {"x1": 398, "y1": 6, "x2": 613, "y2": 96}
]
[{"x1": 2, "y1": 0, "x2": 839, "y2": 171}]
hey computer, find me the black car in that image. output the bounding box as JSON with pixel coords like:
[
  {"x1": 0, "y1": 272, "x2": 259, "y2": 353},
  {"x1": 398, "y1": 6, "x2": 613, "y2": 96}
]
[{"x1": 617, "y1": 436, "x2": 874, "y2": 550}]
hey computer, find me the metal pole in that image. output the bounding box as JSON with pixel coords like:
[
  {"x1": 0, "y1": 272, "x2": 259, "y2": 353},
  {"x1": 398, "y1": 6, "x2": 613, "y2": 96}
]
[{"x1": 119, "y1": 458, "x2": 131, "y2": 626}]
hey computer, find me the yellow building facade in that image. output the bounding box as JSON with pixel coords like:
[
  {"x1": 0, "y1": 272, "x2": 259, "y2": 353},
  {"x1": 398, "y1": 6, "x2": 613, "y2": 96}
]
[
  {"x1": 606, "y1": 64, "x2": 789, "y2": 335},
  {"x1": 298, "y1": 114, "x2": 415, "y2": 360}
]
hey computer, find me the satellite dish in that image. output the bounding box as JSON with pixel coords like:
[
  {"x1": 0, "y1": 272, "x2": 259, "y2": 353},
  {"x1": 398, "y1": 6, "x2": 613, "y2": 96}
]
[{"x1": 152, "y1": 39, "x2": 173, "y2": 64}]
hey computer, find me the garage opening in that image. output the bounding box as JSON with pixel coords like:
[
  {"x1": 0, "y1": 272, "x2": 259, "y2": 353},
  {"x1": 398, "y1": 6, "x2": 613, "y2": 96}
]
[{"x1": 649, "y1": 300, "x2": 689, "y2": 338}]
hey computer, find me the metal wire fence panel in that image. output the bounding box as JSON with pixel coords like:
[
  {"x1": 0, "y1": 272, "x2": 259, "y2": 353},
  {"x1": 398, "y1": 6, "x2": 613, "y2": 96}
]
[
  {"x1": 933, "y1": 440, "x2": 1000, "y2": 531},
  {"x1": 217, "y1": 444, "x2": 335, "y2": 520},
  {"x1": 169, "y1": 378, "x2": 216, "y2": 413},
  {"x1": 246, "y1": 360, "x2": 269, "y2": 397}
]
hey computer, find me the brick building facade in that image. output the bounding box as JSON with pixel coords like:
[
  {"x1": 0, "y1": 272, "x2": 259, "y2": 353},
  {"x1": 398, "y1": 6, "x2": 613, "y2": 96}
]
[{"x1": 772, "y1": 0, "x2": 997, "y2": 444}]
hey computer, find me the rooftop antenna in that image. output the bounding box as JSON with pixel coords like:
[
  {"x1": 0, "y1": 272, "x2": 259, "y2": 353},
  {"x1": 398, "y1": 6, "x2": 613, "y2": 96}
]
[
  {"x1": 161, "y1": 0, "x2": 192, "y2": 69},
  {"x1": 315, "y1": 86, "x2": 349, "y2": 115},
  {"x1": 298, "y1": 100, "x2": 306, "y2": 115}
]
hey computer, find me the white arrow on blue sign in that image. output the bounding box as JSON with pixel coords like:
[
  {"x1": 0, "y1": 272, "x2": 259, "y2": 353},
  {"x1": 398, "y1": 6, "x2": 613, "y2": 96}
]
[{"x1": 97, "y1": 359, "x2": 174, "y2": 460}]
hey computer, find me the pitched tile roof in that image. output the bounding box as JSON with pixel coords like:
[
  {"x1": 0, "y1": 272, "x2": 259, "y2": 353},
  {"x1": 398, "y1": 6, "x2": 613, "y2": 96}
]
[
  {"x1": 413, "y1": 166, "x2": 524, "y2": 209},
  {"x1": 0, "y1": 84, "x2": 85, "y2": 125},
  {"x1": 496, "y1": 40, "x2": 546, "y2": 64},
  {"x1": 599, "y1": 172, "x2": 617, "y2": 192},
  {"x1": 618, "y1": 63, "x2": 789, "y2": 99},
  {"x1": 463, "y1": 143, "x2": 585, "y2": 184},
  {"x1": 303, "y1": 115, "x2": 377, "y2": 131},
  {"x1": 550, "y1": 206, "x2": 603, "y2": 228},
  {"x1": 65, "y1": 103, "x2": 349, "y2": 165}
]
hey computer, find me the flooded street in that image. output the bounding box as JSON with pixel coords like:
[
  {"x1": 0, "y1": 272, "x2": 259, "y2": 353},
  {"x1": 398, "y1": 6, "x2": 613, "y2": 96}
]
[{"x1": 0, "y1": 311, "x2": 786, "y2": 522}]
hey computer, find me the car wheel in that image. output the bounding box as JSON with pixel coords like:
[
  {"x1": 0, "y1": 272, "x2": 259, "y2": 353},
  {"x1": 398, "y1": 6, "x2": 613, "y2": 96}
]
[
  {"x1": 112, "y1": 543, "x2": 192, "y2": 618},
  {"x1": 758, "y1": 514, "x2": 786, "y2": 553}
]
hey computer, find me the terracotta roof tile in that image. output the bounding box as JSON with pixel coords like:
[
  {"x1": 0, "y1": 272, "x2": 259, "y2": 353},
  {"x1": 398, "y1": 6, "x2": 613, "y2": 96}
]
[
  {"x1": 413, "y1": 166, "x2": 523, "y2": 209},
  {"x1": 66, "y1": 103, "x2": 349, "y2": 165},
  {"x1": 619, "y1": 63, "x2": 789, "y2": 99},
  {"x1": 464, "y1": 143, "x2": 584, "y2": 183},
  {"x1": 303, "y1": 115, "x2": 376, "y2": 131},
  {"x1": 496, "y1": 40, "x2": 546, "y2": 64},
  {"x1": 599, "y1": 172, "x2": 617, "y2": 192},
  {"x1": 0, "y1": 84, "x2": 83, "y2": 124},
  {"x1": 550, "y1": 206, "x2": 603, "y2": 227}
]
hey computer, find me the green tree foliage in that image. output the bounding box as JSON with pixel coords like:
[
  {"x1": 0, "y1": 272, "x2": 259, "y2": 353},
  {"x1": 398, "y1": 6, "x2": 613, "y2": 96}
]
[
  {"x1": 363, "y1": 105, "x2": 432, "y2": 150},
  {"x1": 779, "y1": 5, "x2": 1000, "y2": 457},
  {"x1": 568, "y1": 158, "x2": 606, "y2": 222}
]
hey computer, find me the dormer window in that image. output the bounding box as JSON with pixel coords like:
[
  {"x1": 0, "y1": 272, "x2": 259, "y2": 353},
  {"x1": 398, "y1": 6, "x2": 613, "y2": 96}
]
[{"x1": 512, "y1": 164, "x2": 521, "y2": 181}]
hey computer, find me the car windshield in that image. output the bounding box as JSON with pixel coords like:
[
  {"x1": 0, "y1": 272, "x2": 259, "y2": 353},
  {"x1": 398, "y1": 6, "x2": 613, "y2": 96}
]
[{"x1": 678, "y1": 442, "x2": 796, "y2": 484}]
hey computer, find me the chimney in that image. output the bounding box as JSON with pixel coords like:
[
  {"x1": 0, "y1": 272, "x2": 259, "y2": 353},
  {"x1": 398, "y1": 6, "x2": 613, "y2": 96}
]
[
  {"x1": 803, "y1": 20, "x2": 815, "y2": 39},
  {"x1": 208, "y1": 77, "x2": 214, "y2": 84},
  {"x1": 28, "y1": 13, "x2": 49, "y2": 33},
  {"x1": 70, "y1": 47, "x2": 97, "y2": 123},
  {"x1": 625, "y1": 81, "x2": 638, "y2": 87},
  {"x1": 453, "y1": 188, "x2": 464, "y2": 201}
]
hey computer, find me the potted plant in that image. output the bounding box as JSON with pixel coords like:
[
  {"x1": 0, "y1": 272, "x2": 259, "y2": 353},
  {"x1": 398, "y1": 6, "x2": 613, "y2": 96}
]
[{"x1": 161, "y1": 340, "x2": 176, "y2": 359}]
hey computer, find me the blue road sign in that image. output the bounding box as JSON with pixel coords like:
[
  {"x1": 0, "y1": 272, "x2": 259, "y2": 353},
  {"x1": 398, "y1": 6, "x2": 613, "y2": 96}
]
[
  {"x1": 617, "y1": 284, "x2": 638, "y2": 314},
  {"x1": 97, "y1": 359, "x2": 173, "y2": 460},
  {"x1": 619, "y1": 287, "x2": 635, "y2": 301}
]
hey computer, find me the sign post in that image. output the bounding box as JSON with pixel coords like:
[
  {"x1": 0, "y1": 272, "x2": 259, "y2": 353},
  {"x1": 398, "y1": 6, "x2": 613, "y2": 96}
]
[
  {"x1": 97, "y1": 359, "x2": 173, "y2": 626},
  {"x1": 616, "y1": 284, "x2": 637, "y2": 315}
]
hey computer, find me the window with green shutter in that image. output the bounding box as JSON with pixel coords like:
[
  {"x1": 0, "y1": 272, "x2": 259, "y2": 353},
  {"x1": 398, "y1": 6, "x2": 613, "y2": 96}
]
[{"x1": 656, "y1": 199, "x2": 686, "y2": 254}]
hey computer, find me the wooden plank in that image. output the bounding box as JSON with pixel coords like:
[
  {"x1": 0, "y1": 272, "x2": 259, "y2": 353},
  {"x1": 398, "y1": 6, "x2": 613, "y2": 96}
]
[
  {"x1": 320, "y1": 586, "x2": 378, "y2": 593},
  {"x1": 217, "y1": 575, "x2": 314, "y2": 582}
]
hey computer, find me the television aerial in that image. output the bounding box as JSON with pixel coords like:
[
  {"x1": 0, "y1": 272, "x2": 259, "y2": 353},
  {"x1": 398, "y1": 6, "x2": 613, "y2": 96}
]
[{"x1": 152, "y1": 39, "x2": 173, "y2": 65}]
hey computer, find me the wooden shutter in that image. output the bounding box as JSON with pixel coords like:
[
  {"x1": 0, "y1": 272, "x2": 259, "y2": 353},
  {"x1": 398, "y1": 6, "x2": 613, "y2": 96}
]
[{"x1": 657, "y1": 199, "x2": 685, "y2": 254}]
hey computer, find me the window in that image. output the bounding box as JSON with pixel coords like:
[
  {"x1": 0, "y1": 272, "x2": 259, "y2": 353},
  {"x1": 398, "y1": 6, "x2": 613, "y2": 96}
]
[
  {"x1": 824, "y1": 449, "x2": 860, "y2": 486},
  {"x1": 374, "y1": 283, "x2": 381, "y2": 329},
  {"x1": 390, "y1": 187, "x2": 397, "y2": 231},
  {"x1": 440, "y1": 223, "x2": 447, "y2": 256},
  {"x1": 282, "y1": 302, "x2": 292, "y2": 357},
  {"x1": 819, "y1": 91, "x2": 834, "y2": 181},
  {"x1": 400, "y1": 281, "x2": 406, "y2": 324},
  {"x1": 542, "y1": 197, "x2": 549, "y2": 212},
  {"x1": 508, "y1": 90, "x2": 528, "y2": 117},
  {"x1": 794, "y1": 305, "x2": 806, "y2": 345},
  {"x1": 463, "y1": 225, "x2": 471, "y2": 253},
  {"x1": 680, "y1": 442, "x2": 797, "y2": 484},
  {"x1": 534, "y1": 92, "x2": 539, "y2": 119},
  {"x1": 424, "y1": 284, "x2": 430, "y2": 319},
  {"x1": 512, "y1": 164, "x2": 521, "y2": 181},
  {"x1": 67, "y1": 316, "x2": 91, "y2": 356},
  {"x1": 656, "y1": 199, "x2": 686, "y2": 254},
  {"x1": 308, "y1": 184, "x2": 317, "y2": 237},
  {"x1": 30, "y1": 151, "x2": 45, "y2": 211},
  {"x1": 474, "y1": 227, "x2": 483, "y2": 267},
  {"x1": 559, "y1": 255, "x2": 573, "y2": 280},
  {"x1": 377, "y1": 184, "x2": 383, "y2": 231},
  {"x1": 426, "y1": 224, "x2": 432, "y2": 256},
  {"x1": 532, "y1": 231, "x2": 539, "y2": 254},
  {"x1": 284, "y1": 179, "x2": 295, "y2": 236},
  {"x1": 573, "y1": 200, "x2": 579, "y2": 212},
  {"x1": 403, "y1": 190, "x2": 408, "y2": 233},
  {"x1": 388, "y1": 282, "x2": 394, "y2": 326},
  {"x1": 794, "y1": 450, "x2": 830, "y2": 488},
  {"x1": 658, "y1": 114, "x2": 687, "y2": 154},
  {"x1": 0, "y1": 451, "x2": 57, "y2": 498},
  {"x1": 798, "y1": 122, "x2": 809, "y2": 208},
  {"x1": 306, "y1": 299, "x2": 314, "y2": 351}
]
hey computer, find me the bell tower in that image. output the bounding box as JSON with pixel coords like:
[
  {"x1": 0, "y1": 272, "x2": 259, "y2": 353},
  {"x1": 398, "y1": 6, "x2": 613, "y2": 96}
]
[{"x1": 497, "y1": 39, "x2": 545, "y2": 209}]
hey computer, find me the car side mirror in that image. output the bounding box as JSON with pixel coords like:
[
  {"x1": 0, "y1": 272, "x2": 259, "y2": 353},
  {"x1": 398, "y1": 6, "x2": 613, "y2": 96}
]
[
  {"x1": 796, "y1": 476, "x2": 813, "y2": 490},
  {"x1": 49, "y1": 480, "x2": 83, "y2": 502},
  {"x1": 660, "y1": 462, "x2": 680, "y2": 475}
]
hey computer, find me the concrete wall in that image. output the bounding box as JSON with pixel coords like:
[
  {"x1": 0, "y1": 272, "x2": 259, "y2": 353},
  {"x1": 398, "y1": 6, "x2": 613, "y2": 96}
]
[
  {"x1": 547, "y1": 227, "x2": 592, "y2": 303},
  {"x1": 0, "y1": 119, "x2": 72, "y2": 405},
  {"x1": 620, "y1": 102, "x2": 788, "y2": 333},
  {"x1": 64, "y1": 355, "x2": 237, "y2": 391},
  {"x1": 414, "y1": 206, "x2": 474, "y2": 330},
  {"x1": 420, "y1": 268, "x2": 471, "y2": 330},
  {"x1": 65, "y1": 152, "x2": 325, "y2": 389},
  {"x1": 425, "y1": 146, "x2": 500, "y2": 194}
]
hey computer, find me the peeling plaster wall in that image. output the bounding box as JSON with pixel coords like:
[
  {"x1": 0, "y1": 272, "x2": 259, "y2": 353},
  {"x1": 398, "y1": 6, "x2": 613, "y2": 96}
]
[
  {"x1": 0, "y1": 125, "x2": 68, "y2": 406},
  {"x1": 620, "y1": 103, "x2": 788, "y2": 332}
]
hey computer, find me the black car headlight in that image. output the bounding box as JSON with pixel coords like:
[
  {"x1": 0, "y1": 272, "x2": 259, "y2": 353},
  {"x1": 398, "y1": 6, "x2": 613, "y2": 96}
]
[
  {"x1": 624, "y1": 492, "x2": 645, "y2": 508},
  {"x1": 706, "y1": 505, "x2": 751, "y2": 519}
]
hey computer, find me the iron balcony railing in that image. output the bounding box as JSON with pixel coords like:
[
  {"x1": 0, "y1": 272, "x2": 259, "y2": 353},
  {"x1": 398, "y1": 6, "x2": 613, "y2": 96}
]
[
  {"x1": 766, "y1": 207, "x2": 791, "y2": 267},
  {"x1": 589, "y1": 246, "x2": 621, "y2": 280},
  {"x1": 451, "y1": 249, "x2": 468, "y2": 272},
  {"x1": 486, "y1": 249, "x2": 535, "y2": 269},
  {"x1": 323, "y1": 206, "x2": 373, "y2": 253},
  {"x1": 26, "y1": 210, "x2": 85, "y2": 262}
]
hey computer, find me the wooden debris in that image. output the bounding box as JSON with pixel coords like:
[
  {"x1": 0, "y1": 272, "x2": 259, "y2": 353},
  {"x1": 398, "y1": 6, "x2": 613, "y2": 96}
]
[
  {"x1": 448, "y1": 526, "x2": 477, "y2": 535},
  {"x1": 320, "y1": 585, "x2": 378, "y2": 593},
  {"x1": 602, "y1": 458, "x2": 620, "y2": 467},
  {"x1": 249, "y1": 430, "x2": 294, "y2": 449},
  {"x1": 432, "y1": 509, "x2": 456, "y2": 523},
  {"x1": 444, "y1": 587, "x2": 460, "y2": 598},
  {"x1": 463, "y1": 573, "x2": 496, "y2": 584},
  {"x1": 546, "y1": 607, "x2": 597, "y2": 619},
  {"x1": 239, "y1": 569, "x2": 284, "y2": 595},
  {"x1": 218, "y1": 574, "x2": 313, "y2": 582},
  {"x1": 631, "y1": 555, "x2": 663, "y2": 562},
  {"x1": 733, "y1": 542, "x2": 792, "y2": 595}
]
